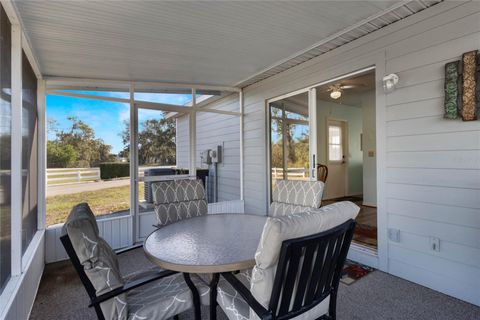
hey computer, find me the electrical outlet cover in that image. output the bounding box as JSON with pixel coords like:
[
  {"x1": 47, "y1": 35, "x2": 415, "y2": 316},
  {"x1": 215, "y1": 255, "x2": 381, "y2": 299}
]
[
  {"x1": 430, "y1": 237, "x2": 440, "y2": 252},
  {"x1": 388, "y1": 228, "x2": 400, "y2": 242}
]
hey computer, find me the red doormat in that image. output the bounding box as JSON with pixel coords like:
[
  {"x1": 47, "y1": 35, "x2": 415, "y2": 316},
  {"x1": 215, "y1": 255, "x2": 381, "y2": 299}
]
[{"x1": 340, "y1": 260, "x2": 375, "y2": 285}]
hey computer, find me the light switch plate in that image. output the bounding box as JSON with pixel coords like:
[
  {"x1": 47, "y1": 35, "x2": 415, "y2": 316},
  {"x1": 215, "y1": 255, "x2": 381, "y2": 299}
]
[
  {"x1": 430, "y1": 237, "x2": 440, "y2": 252},
  {"x1": 388, "y1": 228, "x2": 400, "y2": 242},
  {"x1": 368, "y1": 151, "x2": 375, "y2": 157}
]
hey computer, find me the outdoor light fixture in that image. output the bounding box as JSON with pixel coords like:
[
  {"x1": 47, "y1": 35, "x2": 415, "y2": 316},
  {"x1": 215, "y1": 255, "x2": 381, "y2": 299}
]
[{"x1": 383, "y1": 73, "x2": 399, "y2": 92}]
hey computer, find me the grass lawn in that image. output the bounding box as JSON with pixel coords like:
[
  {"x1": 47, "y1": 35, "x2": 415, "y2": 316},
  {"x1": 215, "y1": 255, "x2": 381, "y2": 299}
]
[{"x1": 46, "y1": 184, "x2": 145, "y2": 226}]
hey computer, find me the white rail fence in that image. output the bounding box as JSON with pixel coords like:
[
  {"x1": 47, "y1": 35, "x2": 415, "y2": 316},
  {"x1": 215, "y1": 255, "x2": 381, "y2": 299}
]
[
  {"x1": 47, "y1": 166, "x2": 178, "y2": 185},
  {"x1": 47, "y1": 168, "x2": 100, "y2": 184},
  {"x1": 272, "y1": 167, "x2": 307, "y2": 180}
]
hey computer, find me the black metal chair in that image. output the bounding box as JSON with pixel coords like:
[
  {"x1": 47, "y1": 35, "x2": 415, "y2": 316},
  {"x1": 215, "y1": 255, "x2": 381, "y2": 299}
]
[
  {"x1": 60, "y1": 235, "x2": 178, "y2": 320},
  {"x1": 218, "y1": 219, "x2": 356, "y2": 320}
]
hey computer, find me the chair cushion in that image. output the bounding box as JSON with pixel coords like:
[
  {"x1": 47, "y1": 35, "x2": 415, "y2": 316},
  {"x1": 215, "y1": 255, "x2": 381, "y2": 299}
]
[
  {"x1": 154, "y1": 199, "x2": 208, "y2": 226},
  {"x1": 125, "y1": 271, "x2": 210, "y2": 320},
  {"x1": 268, "y1": 202, "x2": 312, "y2": 217},
  {"x1": 152, "y1": 179, "x2": 206, "y2": 204},
  {"x1": 272, "y1": 180, "x2": 324, "y2": 208},
  {"x1": 250, "y1": 201, "x2": 359, "y2": 319},
  {"x1": 217, "y1": 270, "x2": 329, "y2": 320},
  {"x1": 62, "y1": 202, "x2": 99, "y2": 236},
  {"x1": 62, "y1": 203, "x2": 127, "y2": 320},
  {"x1": 217, "y1": 269, "x2": 252, "y2": 320}
]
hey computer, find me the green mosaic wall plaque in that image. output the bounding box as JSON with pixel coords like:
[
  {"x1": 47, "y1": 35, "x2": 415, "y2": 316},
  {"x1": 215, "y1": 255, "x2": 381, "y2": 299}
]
[{"x1": 444, "y1": 61, "x2": 460, "y2": 119}]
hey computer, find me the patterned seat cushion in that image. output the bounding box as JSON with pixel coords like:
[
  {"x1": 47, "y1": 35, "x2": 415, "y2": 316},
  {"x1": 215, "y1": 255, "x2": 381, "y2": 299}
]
[
  {"x1": 217, "y1": 269, "x2": 252, "y2": 320},
  {"x1": 152, "y1": 179, "x2": 206, "y2": 203},
  {"x1": 216, "y1": 270, "x2": 330, "y2": 320},
  {"x1": 125, "y1": 270, "x2": 210, "y2": 320},
  {"x1": 152, "y1": 179, "x2": 208, "y2": 226},
  {"x1": 62, "y1": 203, "x2": 127, "y2": 320},
  {"x1": 154, "y1": 200, "x2": 208, "y2": 226},
  {"x1": 269, "y1": 180, "x2": 324, "y2": 217}
]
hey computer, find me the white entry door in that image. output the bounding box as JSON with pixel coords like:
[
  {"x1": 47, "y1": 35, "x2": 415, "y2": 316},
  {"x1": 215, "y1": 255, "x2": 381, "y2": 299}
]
[{"x1": 325, "y1": 120, "x2": 347, "y2": 199}]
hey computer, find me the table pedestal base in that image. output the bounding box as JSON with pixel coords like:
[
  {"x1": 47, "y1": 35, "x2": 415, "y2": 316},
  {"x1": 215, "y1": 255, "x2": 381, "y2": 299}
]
[
  {"x1": 209, "y1": 274, "x2": 220, "y2": 320},
  {"x1": 183, "y1": 273, "x2": 201, "y2": 320}
]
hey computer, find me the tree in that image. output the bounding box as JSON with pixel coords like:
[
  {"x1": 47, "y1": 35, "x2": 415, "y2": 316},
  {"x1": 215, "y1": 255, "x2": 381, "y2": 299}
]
[
  {"x1": 121, "y1": 114, "x2": 176, "y2": 166},
  {"x1": 47, "y1": 141, "x2": 78, "y2": 168},
  {"x1": 47, "y1": 116, "x2": 113, "y2": 168}
]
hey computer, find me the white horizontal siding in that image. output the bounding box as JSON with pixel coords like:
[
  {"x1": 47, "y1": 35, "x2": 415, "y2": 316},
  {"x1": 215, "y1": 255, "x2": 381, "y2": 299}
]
[
  {"x1": 176, "y1": 116, "x2": 190, "y2": 169},
  {"x1": 176, "y1": 94, "x2": 242, "y2": 202},
  {"x1": 227, "y1": 0, "x2": 480, "y2": 306},
  {"x1": 383, "y1": 1, "x2": 480, "y2": 306}
]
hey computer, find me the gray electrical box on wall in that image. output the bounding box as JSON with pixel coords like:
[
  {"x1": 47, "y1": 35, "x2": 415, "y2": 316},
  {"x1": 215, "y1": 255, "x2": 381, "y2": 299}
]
[
  {"x1": 210, "y1": 145, "x2": 222, "y2": 163},
  {"x1": 201, "y1": 150, "x2": 212, "y2": 165}
]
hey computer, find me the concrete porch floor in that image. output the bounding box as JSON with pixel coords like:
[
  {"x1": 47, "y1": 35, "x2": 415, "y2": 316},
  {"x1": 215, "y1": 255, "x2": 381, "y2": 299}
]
[{"x1": 30, "y1": 248, "x2": 480, "y2": 320}]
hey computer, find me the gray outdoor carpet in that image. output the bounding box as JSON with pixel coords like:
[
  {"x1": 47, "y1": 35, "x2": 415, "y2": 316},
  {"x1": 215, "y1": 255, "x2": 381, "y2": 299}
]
[{"x1": 30, "y1": 248, "x2": 479, "y2": 320}]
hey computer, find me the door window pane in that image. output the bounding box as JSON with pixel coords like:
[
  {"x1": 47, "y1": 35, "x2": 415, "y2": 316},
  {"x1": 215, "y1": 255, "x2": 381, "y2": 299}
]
[
  {"x1": 0, "y1": 5, "x2": 11, "y2": 293},
  {"x1": 269, "y1": 92, "x2": 309, "y2": 195},
  {"x1": 328, "y1": 125, "x2": 343, "y2": 161}
]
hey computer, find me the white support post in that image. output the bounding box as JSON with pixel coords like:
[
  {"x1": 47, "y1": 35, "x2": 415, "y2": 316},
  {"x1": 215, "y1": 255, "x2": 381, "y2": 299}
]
[
  {"x1": 11, "y1": 23, "x2": 23, "y2": 276},
  {"x1": 239, "y1": 90, "x2": 244, "y2": 200},
  {"x1": 189, "y1": 89, "x2": 196, "y2": 176},
  {"x1": 37, "y1": 80, "x2": 46, "y2": 230},
  {"x1": 308, "y1": 88, "x2": 317, "y2": 181},
  {"x1": 129, "y1": 84, "x2": 138, "y2": 243}
]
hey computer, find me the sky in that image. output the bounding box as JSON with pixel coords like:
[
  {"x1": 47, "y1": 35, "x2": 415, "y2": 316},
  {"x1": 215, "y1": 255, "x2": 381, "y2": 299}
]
[{"x1": 46, "y1": 91, "x2": 192, "y2": 153}]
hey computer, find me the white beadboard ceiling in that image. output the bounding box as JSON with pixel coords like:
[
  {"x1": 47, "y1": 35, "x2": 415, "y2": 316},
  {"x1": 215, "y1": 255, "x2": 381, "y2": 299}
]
[{"x1": 14, "y1": 1, "x2": 440, "y2": 88}]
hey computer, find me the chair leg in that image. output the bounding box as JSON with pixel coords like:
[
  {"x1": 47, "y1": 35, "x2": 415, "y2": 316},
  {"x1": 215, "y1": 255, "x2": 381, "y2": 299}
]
[
  {"x1": 210, "y1": 274, "x2": 220, "y2": 320},
  {"x1": 183, "y1": 273, "x2": 201, "y2": 320},
  {"x1": 328, "y1": 289, "x2": 338, "y2": 320}
]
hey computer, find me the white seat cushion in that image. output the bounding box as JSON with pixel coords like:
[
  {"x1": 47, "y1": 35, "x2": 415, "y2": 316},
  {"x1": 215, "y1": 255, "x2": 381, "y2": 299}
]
[
  {"x1": 251, "y1": 201, "x2": 359, "y2": 319},
  {"x1": 125, "y1": 270, "x2": 210, "y2": 320}
]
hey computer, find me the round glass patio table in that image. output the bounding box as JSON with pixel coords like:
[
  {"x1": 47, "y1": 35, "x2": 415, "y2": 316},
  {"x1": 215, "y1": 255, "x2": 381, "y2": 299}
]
[
  {"x1": 143, "y1": 213, "x2": 267, "y2": 320},
  {"x1": 144, "y1": 213, "x2": 267, "y2": 273}
]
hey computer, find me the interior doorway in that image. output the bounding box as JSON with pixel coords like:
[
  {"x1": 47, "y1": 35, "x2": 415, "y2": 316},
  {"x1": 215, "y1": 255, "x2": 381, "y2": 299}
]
[
  {"x1": 315, "y1": 70, "x2": 377, "y2": 249},
  {"x1": 267, "y1": 68, "x2": 377, "y2": 250}
]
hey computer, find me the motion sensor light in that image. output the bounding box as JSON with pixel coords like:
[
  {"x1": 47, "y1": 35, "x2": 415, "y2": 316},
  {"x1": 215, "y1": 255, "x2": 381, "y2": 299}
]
[{"x1": 382, "y1": 73, "x2": 399, "y2": 92}]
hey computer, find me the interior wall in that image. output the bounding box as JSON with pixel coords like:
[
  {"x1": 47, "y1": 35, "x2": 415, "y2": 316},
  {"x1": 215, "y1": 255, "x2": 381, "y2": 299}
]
[
  {"x1": 316, "y1": 99, "x2": 363, "y2": 197},
  {"x1": 361, "y1": 91, "x2": 377, "y2": 206}
]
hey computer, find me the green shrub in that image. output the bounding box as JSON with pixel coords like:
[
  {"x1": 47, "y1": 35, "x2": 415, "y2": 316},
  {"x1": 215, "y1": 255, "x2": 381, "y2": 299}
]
[{"x1": 99, "y1": 162, "x2": 130, "y2": 180}]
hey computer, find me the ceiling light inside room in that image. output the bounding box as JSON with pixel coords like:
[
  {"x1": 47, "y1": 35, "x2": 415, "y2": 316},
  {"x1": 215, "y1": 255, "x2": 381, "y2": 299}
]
[{"x1": 330, "y1": 89, "x2": 342, "y2": 99}]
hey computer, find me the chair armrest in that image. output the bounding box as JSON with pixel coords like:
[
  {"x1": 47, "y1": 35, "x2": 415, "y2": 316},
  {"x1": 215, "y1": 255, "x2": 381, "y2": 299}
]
[
  {"x1": 89, "y1": 269, "x2": 177, "y2": 307},
  {"x1": 220, "y1": 272, "x2": 273, "y2": 320},
  {"x1": 115, "y1": 243, "x2": 143, "y2": 255}
]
